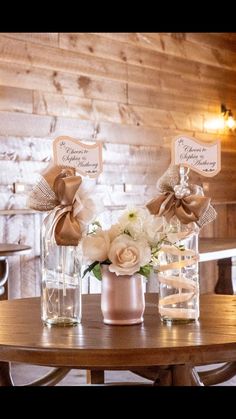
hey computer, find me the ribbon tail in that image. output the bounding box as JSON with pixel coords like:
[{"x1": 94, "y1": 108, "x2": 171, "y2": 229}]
[
  {"x1": 54, "y1": 208, "x2": 82, "y2": 246},
  {"x1": 45, "y1": 206, "x2": 72, "y2": 244},
  {"x1": 73, "y1": 189, "x2": 83, "y2": 218}
]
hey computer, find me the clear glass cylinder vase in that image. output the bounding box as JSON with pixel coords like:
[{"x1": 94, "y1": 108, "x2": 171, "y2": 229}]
[
  {"x1": 41, "y1": 213, "x2": 82, "y2": 326},
  {"x1": 158, "y1": 216, "x2": 199, "y2": 324}
]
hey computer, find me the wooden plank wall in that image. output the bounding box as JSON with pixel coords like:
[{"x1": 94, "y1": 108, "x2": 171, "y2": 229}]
[{"x1": 0, "y1": 32, "x2": 236, "y2": 297}]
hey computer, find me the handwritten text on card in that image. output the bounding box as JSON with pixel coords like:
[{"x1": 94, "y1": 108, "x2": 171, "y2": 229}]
[
  {"x1": 171, "y1": 136, "x2": 221, "y2": 177},
  {"x1": 53, "y1": 136, "x2": 103, "y2": 178}
]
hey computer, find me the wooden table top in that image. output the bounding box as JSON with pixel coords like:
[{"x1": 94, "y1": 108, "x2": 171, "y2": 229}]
[
  {"x1": 0, "y1": 293, "x2": 236, "y2": 369},
  {"x1": 0, "y1": 244, "x2": 31, "y2": 257},
  {"x1": 199, "y1": 238, "x2": 236, "y2": 262}
]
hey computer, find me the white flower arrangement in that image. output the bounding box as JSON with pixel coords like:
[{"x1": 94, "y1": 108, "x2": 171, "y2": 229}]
[{"x1": 82, "y1": 207, "x2": 164, "y2": 280}]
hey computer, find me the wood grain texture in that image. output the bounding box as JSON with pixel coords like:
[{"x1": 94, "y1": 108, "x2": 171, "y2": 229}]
[
  {"x1": 199, "y1": 362, "x2": 236, "y2": 385},
  {"x1": 182, "y1": 33, "x2": 236, "y2": 54},
  {"x1": 0, "y1": 61, "x2": 127, "y2": 102},
  {"x1": 1, "y1": 294, "x2": 236, "y2": 368},
  {"x1": 0, "y1": 35, "x2": 128, "y2": 81},
  {"x1": 32, "y1": 90, "x2": 206, "y2": 131},
  {"x1": 216, "y1": 258, "x2": 234, "y2": 295},
  {"x1": 128, "y1": 83, "x2": 236, "y2": 120},
  {"x1": 0, "y1": 86, "x2": 32, "y2": 113},
  {"x1": 1, "y1": 33, "x2": 59, "y2": 47},
  {"x1": 97, "y1": 33, "x2": 236, "y2": 71},
  {"x1": 59, "y1": 33, "x2": 236, "y2": 88}
]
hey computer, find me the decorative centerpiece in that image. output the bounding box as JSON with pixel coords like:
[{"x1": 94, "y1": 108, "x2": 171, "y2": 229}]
[
  {"x1": 147, "y1": 164, "x2": 216, "y2": 323},
  {"x1": 28, "y1": 136, "x2": 102, "y2": 326},
  {"x1": 82, "y1": 207, "x2": 163, "y2": 325},
  {"x1": 146, "y1": 135, "x2": 220, "y2": 324}
]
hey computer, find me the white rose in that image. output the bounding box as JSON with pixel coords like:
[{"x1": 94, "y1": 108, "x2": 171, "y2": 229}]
[
  {"x1": 82, "y1": 229, "x2": 110, "y2": 262},
  {"x1": 107, "y1": 223, "x2": 123, "y2": 242},
  {"x1": 108, "y1": 234, "x2": 151, "y2": 276}
]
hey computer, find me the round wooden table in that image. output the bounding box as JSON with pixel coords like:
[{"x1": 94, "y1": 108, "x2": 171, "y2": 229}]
[
  {"x1": 1, "y1": 293, "x2": 236, "y2": 386},
  {"x1": 0, "y1": 244, "x2": 31, "y2": 299}
]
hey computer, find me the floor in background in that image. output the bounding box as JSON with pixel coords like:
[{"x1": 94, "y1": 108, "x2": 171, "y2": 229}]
[
  {"x1": 11, "y1": 364, "x2": 151, "y2": 386},
  {"x1": 11, "y1": 364, "x2": 236, "y2": 386}
]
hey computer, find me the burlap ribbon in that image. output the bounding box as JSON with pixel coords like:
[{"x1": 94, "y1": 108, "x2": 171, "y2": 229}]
[
  {"x1": 146, "y1": 165, "x2": 217, "y2": 227},
  {"x1": 28, "y1": 165, "x2": 83, "y2": 245}
]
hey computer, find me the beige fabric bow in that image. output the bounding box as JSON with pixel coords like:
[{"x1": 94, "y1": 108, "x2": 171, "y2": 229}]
[
  {"x1": 28, "y1": 165, "x2": 82, "y2": 245},
  {"x1": 146, "y1": 165, "x2": 217, "y2": 227}
]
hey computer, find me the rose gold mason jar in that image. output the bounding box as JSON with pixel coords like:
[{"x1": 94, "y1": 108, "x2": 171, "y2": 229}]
[{"x1": 101, "y1": 266, "x2": 145, "y2": 325}]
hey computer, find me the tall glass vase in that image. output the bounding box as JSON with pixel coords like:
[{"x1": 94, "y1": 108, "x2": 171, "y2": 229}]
[
  {"x1": 158, "y1": 216, "x2": 199, "y2": 324},
  {"x1": 41, "y1": 213, "x2": 82, "y2": 326}
]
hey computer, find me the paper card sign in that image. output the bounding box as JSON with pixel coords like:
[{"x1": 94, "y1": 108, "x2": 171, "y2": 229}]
[
  {"x1": 171, "y1": 135, "x2": 221, "y2": 177},
  {"x1": 53, "y1": 136, "x2": 103, "y2": 178}
]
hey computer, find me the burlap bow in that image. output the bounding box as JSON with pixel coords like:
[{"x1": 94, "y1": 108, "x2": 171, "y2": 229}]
[
  {"x1": 146, "y1": 165, "x2": 217, "y2": 227},
  {"x1": 28, "y1": 164, "x2": 83, "y2": 245}
]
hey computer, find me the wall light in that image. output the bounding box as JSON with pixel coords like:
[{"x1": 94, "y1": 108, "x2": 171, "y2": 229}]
[
  {"x1": 221, "y1": 104, "x2": 236, "y2": 130},
  {"x1": 204, "y1": 104, "x2": 236, "y2": 132}
]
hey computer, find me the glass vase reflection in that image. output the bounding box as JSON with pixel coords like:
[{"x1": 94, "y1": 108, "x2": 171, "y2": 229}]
[
  {"x1": 158, "y1": 216, "x2": 199, "y2": 324},
  {"x1": 41, "y1": 214, "x2": 82, "y2": 326}
]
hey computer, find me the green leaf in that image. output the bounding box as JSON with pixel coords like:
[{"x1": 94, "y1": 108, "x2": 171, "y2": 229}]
[
  {"x1": 138, "y1": 264, "x2": 152, "y2": 279},
  {"x1": 82, "y1": 261, "x2": 99, "y2": 278},
  {"x1": 92, "y1": 263, "x2": 102, "y2": 281}
]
